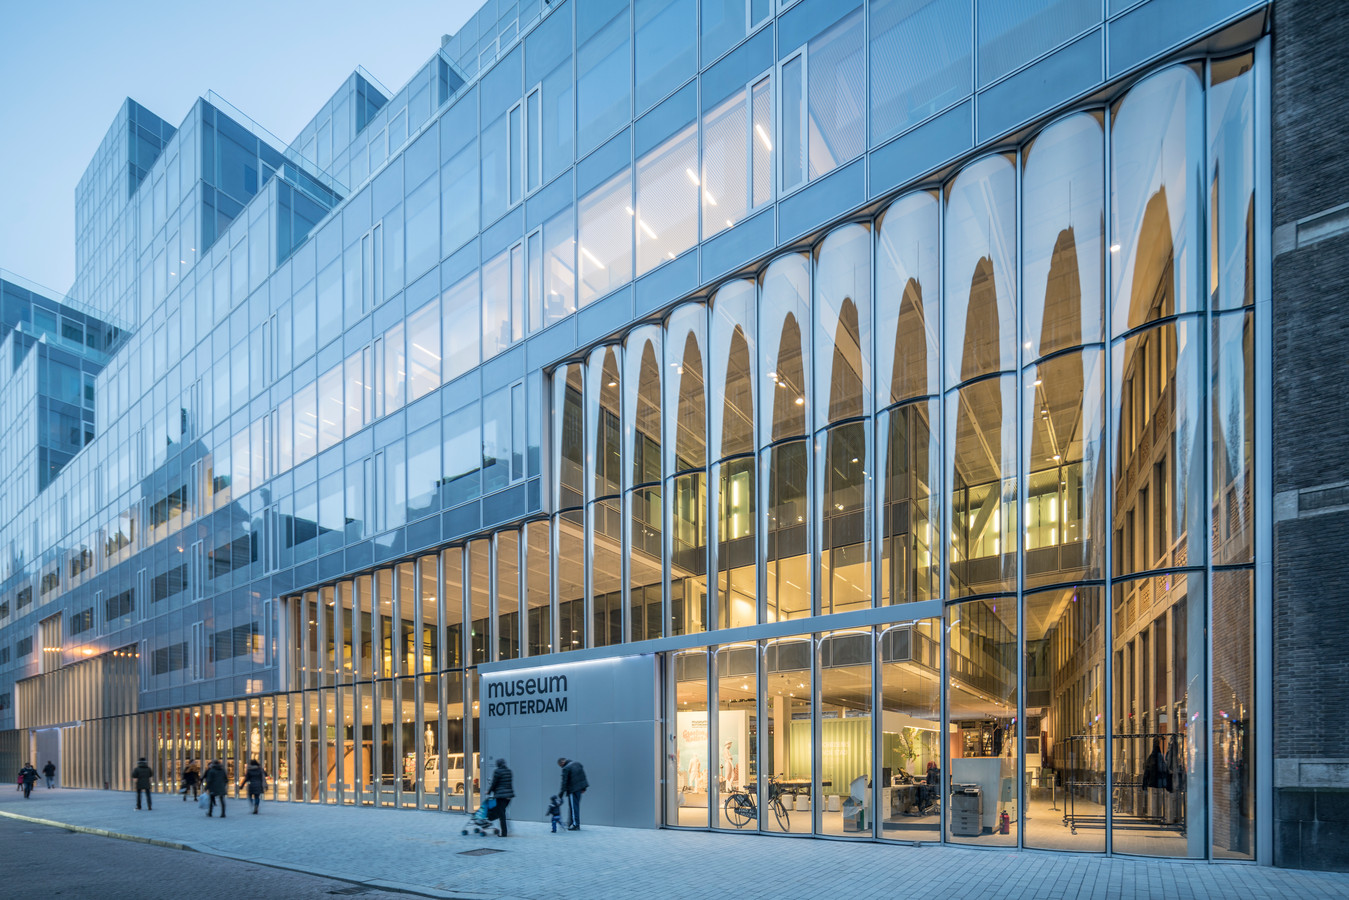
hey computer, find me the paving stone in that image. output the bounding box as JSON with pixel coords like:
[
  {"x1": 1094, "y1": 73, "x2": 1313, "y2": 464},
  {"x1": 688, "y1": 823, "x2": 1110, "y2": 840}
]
[{"x1": 2, "y1": 788, "x2": 1347, "y2": 899}]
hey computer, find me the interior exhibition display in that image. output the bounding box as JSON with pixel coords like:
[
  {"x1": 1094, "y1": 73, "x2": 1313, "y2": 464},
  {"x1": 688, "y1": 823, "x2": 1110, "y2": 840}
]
[{"x1": 0, "y1": 0, "x2": 1274, "y2": 864}]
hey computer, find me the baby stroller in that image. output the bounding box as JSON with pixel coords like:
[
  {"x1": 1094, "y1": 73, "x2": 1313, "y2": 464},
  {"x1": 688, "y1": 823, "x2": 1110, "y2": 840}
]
[{"x1": 462, "y1": 796, "x2": 500, "y2": 836}]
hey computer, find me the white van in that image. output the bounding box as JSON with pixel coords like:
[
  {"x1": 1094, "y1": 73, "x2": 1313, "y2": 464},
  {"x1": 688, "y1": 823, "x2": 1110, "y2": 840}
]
[{"x1": 422, "y1": 752, "x2": 477, "y2": 793}]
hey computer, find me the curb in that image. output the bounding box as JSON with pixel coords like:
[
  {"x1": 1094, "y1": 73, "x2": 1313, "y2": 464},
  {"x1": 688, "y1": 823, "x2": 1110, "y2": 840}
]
[
  {"x1": 0, "y1": 808, "x2": 195, "y2": 851},
  {"x1": 0, "y1": 807, "x2": 482, "y2": 900}
]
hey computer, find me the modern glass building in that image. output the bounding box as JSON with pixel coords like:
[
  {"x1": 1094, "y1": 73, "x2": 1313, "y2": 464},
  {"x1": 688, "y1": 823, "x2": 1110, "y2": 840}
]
[{"x1": 1, "y1": 0, "x2": 1284, "y2": 865}]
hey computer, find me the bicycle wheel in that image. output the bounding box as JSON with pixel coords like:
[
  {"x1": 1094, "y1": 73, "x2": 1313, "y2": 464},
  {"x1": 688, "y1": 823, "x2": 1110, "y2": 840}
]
[
  {"x1": 771, "y1": 796, "x2": 790, "y2": 831},
  {"x1": 724, "y1": 793, "x2": 753, "y2": 828}
]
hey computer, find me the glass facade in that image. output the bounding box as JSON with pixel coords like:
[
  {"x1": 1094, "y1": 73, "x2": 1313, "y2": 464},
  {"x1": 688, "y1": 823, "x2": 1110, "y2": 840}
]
[{"x1": 0, "y1": 0, "x2": 1268, "y2": 863}]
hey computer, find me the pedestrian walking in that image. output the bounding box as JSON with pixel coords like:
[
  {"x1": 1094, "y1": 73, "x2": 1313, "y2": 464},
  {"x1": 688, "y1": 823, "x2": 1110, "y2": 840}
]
[
  {"x1": 485, "y1": 758, "x2": 514, "y2": 837},
  {"x1": 19, "y1": 763, "x2": 39, "y2": 799},
  {"x1": 42, "y1": 760, "x2": 56, "y2": 789},
  {"x1": 180, "y1": 761, "x2": 201, "y2": 801},
  {"x1": 557, "y1": 757, "x2": 588, "y2": 830},
  {"x1": 237, "y1": 758, "x2": 268, "y2": 814},
  {"x1": 203, "y1": 759, "x2": 228, "y2": 817},
  {"x1": 131, "y1": 757, "x2": 154, "y2": 810}
]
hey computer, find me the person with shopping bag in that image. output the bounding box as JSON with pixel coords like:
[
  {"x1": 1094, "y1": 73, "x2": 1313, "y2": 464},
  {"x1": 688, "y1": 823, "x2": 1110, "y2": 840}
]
[{"x1": 203, "y1": 759, "x2": 228, "y2": 818}]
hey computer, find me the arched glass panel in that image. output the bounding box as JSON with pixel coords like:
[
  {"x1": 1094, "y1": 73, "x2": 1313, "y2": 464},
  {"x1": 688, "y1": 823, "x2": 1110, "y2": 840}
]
[
  {"x1": 945, "y1": 154, "x2": 1016, "y2": 385},
  {"x1": 1024, "y1": 348, "x2": 1105, "y2": 589},
  {"x1": 629, "y1": 484, "x2": 663, "y2": 641},
  {"x1": 815, "y1": 223, "x2": 872, "y2": 428},
  {"x1": 711, "y1": 281, "x2": 757, "y2": 632},
  {"x1": 1024, "y1": 584, "x2": 1105, "y2": 852},
  {"x1": 819, "y1": 422, "x2": 870, "y2": 615},
  {"x1": 524, "y1": 519, "x2": 551, "y2": 656},
  {"x1": 1023, "y1": 113, "x2": 1104, "y2": 363},
  {"x1": 1110, "y1": 571, "x2": 1207, "y2": 858},
  {"x1": 665, "y1": 304, "x2": 709, "y2": 638},
  {"x1": 948, "y1": 375, "x2": 1017, "y2": 598},
  {"x1": 764, "y1": 439, "x2": 809, "y2": 622},
  {"x1": 623, "y1": 326, "x2": 662, "y2": 487},
  {"x1": 879, "y1": 399, "x2": 940, "y2": 606},
  {"x1": 590, "y1": 497, "x2": 622, "y2": 647},
  {"x1": 759, "y1": 253, "x2": 810, "y2": 442},
  {"x1": 763, "y1": 634, "x2": 813, "y2": 833},
  {"x1": 716, "y1": 457, "x2": 756, "y2": 629},
  {"x1": 495, "y1": 531, "x2": 520, "y2": 661},
  {"x1": 878, "y1": 618, "x2": 942, "y2": 841},
  {"x1": 876, "y1": 191, "x2": 940, "y2": 405},
  {"x1": 1212, "y1": 568, "x2": 1254, "y2": 859},
  {"x1": 665, "y1": 303, "x2": 708, "y2": 473},
  {"x1": 946, "y1": 596, "x2": 1018, "y2": 847},
  {"x1": 587, "y1": 345, "x2": 622, "y2": 499},
  {"x1": 1110, "y1": 65, "x2": 1203, "y2": 336},
  {"x1": 551, "y1": 363, "x2": 585, "y2": 509},
  {"x1": 1211, "y1": 311, "x2": 1253, "y2": 565},
  {"x1": 669, "y1": 466, "x2": 708, "y2": 637},
  {"x1": 710, "y1": 280, "x2": 756, "y2": 460},
  {"x1": 440, "y1": 548, "x2": 463, "y2": 669},
  {"x1": 1208, "y1": 54, "x2": 1256, "y2": 312},
  {"x1": 468, "y1": 539, "x2": 490, "y2": 665},
  {"x1": 1111, "y1": 318, "x2": 1203, "y2": 576},
  {"x1": 555, "y1": 509, "x2": 585, "y2": 651}
]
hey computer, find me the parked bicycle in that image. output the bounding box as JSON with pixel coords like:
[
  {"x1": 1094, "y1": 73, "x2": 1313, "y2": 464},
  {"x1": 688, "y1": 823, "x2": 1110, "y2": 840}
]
[{"x1": 723, "y1": 774, "x2": 790, "y2": 830}]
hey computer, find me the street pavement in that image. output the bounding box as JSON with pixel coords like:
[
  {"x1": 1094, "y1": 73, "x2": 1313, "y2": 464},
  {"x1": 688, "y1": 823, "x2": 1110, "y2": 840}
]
[
  {"x1": 2, "y1": 787, "x2": 1347, "y2": 899},
  {"x1": 0, "y1": 815, "x2": 409, "y2": 900}
]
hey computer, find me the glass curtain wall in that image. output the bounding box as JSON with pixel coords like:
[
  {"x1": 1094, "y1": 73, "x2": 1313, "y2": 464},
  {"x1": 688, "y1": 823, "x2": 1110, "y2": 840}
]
[{"x1": 116, "y1": 55, "x2": 1259, "y2": 861}]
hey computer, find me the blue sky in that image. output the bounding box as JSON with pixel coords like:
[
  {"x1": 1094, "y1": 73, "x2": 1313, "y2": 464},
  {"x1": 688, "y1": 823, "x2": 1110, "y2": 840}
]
[{"x1": 0, "y1": 0, "x2": 479, "y2": 295}]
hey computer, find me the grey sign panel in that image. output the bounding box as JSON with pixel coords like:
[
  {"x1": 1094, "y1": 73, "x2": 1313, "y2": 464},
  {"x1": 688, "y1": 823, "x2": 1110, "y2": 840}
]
[{"x1": 479, "y1": 654, "x2": 659, "y2": 828}]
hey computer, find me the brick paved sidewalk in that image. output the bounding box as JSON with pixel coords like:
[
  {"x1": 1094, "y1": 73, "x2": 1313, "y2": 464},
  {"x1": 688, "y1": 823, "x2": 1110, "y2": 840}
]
[{"x1": 2, "y1": 787, "x2": 1345, "y2": 900}]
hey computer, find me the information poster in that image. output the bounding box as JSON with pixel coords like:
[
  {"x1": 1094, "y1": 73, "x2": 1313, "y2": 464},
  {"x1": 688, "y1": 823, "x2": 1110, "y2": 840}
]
[{"x1": 676, "y1": 710, "x2": 749, "y2": 793}]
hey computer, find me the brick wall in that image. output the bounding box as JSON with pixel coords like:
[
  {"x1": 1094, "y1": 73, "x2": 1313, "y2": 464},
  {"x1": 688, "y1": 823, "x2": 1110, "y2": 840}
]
[{"x1": 1271, "y1": 0, "x2": 1349, "y2": 871}]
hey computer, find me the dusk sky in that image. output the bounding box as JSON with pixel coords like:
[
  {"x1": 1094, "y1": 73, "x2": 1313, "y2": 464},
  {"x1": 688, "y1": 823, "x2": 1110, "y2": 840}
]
[{"x1": 0, "y1": 0, "x2": 478, "y2": 295}]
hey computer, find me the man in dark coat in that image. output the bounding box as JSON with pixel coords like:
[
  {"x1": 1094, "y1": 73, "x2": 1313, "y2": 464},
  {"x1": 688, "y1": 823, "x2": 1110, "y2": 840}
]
[
  {"x1": 203, "y1": 759, "x2": 228, "y2": 817},
  {"x1": 557, "y1": 757, "x2": 588, "y2": 830},
  {"x1": 42, "y1": 760, "x2": 56, "y2": 789},
  {"x1": 131, "y1": 757, "x2": 154, "y2": 810},
  {"x1": 485, "y1": 758, "x2": 515, "y2": 837},
  {"x1": 18, "y1": 763, "x2": 39, "y2": 799}
]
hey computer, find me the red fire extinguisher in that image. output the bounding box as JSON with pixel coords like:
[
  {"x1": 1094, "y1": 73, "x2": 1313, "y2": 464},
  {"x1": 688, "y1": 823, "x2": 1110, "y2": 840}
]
[{"x1": 999, "y1": 810, "x2": 1010, "y2": 834}]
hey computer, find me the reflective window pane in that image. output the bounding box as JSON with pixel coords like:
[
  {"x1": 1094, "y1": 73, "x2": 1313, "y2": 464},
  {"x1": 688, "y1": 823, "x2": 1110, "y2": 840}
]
[
  {"x1": 1110, "y1": 66, "x2": 1204, "y2": 335},
  {"x1": 1111, "y1": 318, "x2": 1203, "y2": 575},
  {"x1": 948, "y1": 375, "x2": 1017, "y2": 597},
  {"x1": 818, "y1": 629, "x2": 872, "y2": 837},
  {"x1": 668, "y1": 649, "x2": 710, "y2": 826},
  {"x1": 578, "y1": 168, "x2": 633, "y2": 307},
  {"x1": 636, "y1": 122, "x2": 699, "y2": 274},
  {"x1": 763, "y1": 635, "x2": 812, "y2": 833},
  {"x1": 879, "y1": 400, "x2": 939, "y2": 606},
  {"x1": 876, "y1": 191, "x2": 940, "y2": 405},
  {"x1": 945, "y1": 155, "x2": 1017, "y2": 385},
  {"x1": 947, "y1": 597, "x2": 1017, "y2": 846},
  {"x1": 879, "y1": 619, "x2": 941, "y2": 841},
  {"x1": 1110, "y1": 572, "x2": 1206, "y2": 858},
  {"x1": 1024, "y1": 349, "x2": 1105, "y2": 588},
  {"x1": 1023, "y1": 113, "x2": 1104, "y2": 363},
  {"x1": 1025, "y1": 585, "x2": 1104, "y2": 851}
]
